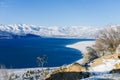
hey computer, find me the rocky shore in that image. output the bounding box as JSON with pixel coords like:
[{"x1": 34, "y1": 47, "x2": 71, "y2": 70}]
[{"x1": 46, "y1": 41, "x2": 120, "y2": 80}]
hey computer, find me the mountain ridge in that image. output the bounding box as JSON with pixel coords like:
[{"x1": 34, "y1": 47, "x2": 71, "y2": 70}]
[{"x1": 0, "y1": 24, "x2": 103, "y2": 39}]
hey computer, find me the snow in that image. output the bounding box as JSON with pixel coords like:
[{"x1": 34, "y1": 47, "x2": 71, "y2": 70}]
[
  {"x1": 89, "y1": 59, "x2": 120, "y2": 72},
  {"x1": 0, "y1": 24, "x2": 120, "y2": 39},
  {"x1": 0, "y1": 24, "x2": 100, "y2": 38},
  {"x1": 81, "y1": 73, "x2": 120, "y2": 80},
  {"x1": 0, "y1": 67, "x2": 58, "y2": 80},
  {"x1": 7, "y1": 67, "x2": 58, "y2": 75},
  {"x1": 0, "y1": 40, "x2": 120, "y2": 79},
  {"x1": 66, "y1": 41, "x2": 95, "y2": 64},
  {"x1": 0, "y1": 40, "x2": 96, "y2": 79},
  {"x1": 1, "y1": 24, "x2": 120, "y2": 79},
  {"x1": 66, "y1": 41, "x2": 95, "y2": 53},
  {"x1": 66, "y1": 40, "x2": 120, "y2": 73}
]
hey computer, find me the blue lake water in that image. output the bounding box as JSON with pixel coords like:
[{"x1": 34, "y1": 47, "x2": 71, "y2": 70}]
[{"x1": 0, "y1": 38, "x2": 93, "y2": 68}]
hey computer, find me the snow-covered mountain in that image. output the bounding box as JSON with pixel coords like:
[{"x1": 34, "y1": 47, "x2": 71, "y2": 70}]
[{"x1": 0, "y1": 24, "x2": 100, "y2": 39}]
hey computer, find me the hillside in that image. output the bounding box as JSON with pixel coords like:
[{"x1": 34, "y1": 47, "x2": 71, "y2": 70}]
[{"x1": 0, "y1": 24, "x2": 100, "y2": 39}]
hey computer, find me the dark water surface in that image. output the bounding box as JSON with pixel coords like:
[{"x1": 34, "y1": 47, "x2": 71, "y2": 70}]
[{"x1": 0, "y1": 37, "x2": 93, "y2": 68}]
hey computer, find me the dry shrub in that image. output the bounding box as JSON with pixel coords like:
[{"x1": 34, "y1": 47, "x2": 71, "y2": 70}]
[
  {"x1": 82, "y1": 46, "x2": 98, "y2": 65},
  {"x1": 94, "y1": 26, "x2": 120, "y2": 56},
  {"x1": 82, "y1": 26, "x2": 120, "y2": 64}
]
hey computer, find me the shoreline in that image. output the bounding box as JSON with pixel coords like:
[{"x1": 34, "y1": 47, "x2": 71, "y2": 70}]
[
  {"x1": 66, "y1": 41, "x2": 95, "y2": 54},
  {"x1": 66, "y1": 41, "x2": 95, "y2": 64},
  {"x1": 0, "y1": 41, "x2": 95, "y2": 79}
]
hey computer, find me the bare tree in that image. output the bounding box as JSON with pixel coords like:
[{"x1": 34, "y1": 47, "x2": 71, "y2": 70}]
[
  {"x1": 0, "y1": 65, "x2": 10, "y2": 80},
  {"x1": 37, "y1": 55, "x2": 47, "y2": 68},
  {"x1": 37, "y1": 55, "x2": 47, "y2": 80}
]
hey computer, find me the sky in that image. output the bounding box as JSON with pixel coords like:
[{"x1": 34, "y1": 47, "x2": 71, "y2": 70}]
[{"x1": 0, "y1": 0, "x2": 120, "y2": 27}]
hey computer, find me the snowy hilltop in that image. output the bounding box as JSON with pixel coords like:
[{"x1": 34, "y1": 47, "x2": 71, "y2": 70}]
[{"x1": 0, "y1": 24, "x2": 100, "y2": 39}]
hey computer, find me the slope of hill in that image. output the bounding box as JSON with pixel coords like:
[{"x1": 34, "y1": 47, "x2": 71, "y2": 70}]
[{"x1": 0, "y1": 24, "x2": 100, "y2": 39}]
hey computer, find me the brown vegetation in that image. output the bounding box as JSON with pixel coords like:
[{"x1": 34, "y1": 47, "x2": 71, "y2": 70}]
[
  {"x1": 83, "y1": 26, "x2": 120, "y2": 64},
  {"x1": 94, "y1": 26, "x2": 120, "y2": 56},
  {"x1": 82, "y1": 46, "x2": 98, "y2": 65}
]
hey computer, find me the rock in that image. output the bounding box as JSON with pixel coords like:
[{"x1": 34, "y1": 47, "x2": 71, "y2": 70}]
[
  {"x1": 110, "y1": 69, "x2": 120, "y2": 73},
  {"x1": 65, "y1": 63, "x2": 85, "y2": 72},
  {"x1": 114, "y1": 62, "x2": 120, "y2": 69},
  {"x1": 89, "y1": 53, "x2": 120, "y2": 72},
  {"x1": 45, "y1": 63, "x2": 89, "y2": 80},
  {"x1": 110, "y1": 62, "x2": 120, "y2": 73}
]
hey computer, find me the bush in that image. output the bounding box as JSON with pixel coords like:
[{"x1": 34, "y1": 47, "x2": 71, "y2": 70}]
[
  {"x1": 94, "y1": 26, "x2": 120, "y2": 56},
  {"x1": 82, "y1": 26, "x2": 120, "y2": 64},
  {"x1": 82, "y1": 46, "x2": 98, "y2": 65}
]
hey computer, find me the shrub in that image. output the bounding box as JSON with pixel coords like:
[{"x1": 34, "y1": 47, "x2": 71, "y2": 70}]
[
  {"x1": 94, "y1": 26, "x2": 120, "y2": 56},
  {"x1": 82, "y1": 26, "x2": 120, "y2": 64},
  {"x1": 82, "y1": 46, "x2": 98, "y2": 65}
]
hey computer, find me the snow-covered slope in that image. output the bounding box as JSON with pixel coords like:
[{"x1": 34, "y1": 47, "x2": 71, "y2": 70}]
[
  {"x1": 88, "y1": 53, "x2": 120, "y2": 72},
  {"x1": 0, "y1": 24, "x2": 100, "y2": 39}
]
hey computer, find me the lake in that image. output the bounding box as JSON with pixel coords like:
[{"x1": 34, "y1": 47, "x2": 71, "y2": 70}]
[{"x1": 0, "y1": 37, "x2": 92, "y2": 68}]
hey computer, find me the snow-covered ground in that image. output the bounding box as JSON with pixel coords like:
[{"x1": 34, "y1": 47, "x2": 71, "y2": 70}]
[
  {"x1": 0, "y1": 67, "x2": 59, "y2": 80},
  {"x1": 89, "y1": 59, "x2": 120, "y2": 72},
  {"x1": 66, "y1": 41, "x2": 120, "y2": 80},
  {"x1": 66, "y1": 41, "x2": 95, "y2": 64},
  {"x1": 82, "y1": 73, "x2": 120, "y2": 80},
  {"x1": 66, "y1": 41, "x2": 95, "y2": 53}
]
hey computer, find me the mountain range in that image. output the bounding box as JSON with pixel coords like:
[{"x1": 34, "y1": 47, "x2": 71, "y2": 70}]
[{"x1": 0, "y1": 24, "x2": 103, "y2": 39}]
